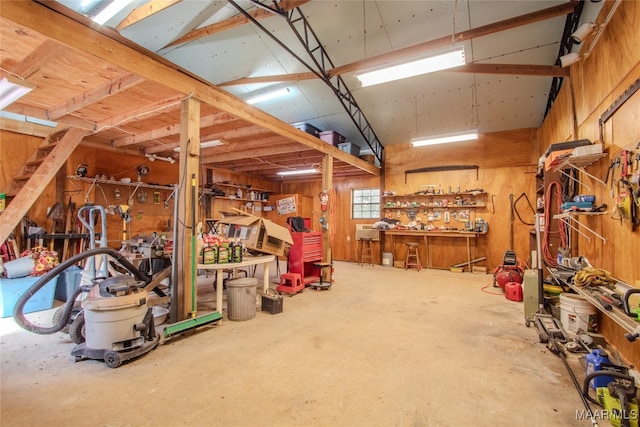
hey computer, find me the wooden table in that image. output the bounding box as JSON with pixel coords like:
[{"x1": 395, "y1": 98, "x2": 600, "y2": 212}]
[
  {"x1": 382, "y1": 230, "x2": 484, "y2": 271},
  {"x1": 197, "y1": 254, "x2": 275, "y2": 314}
]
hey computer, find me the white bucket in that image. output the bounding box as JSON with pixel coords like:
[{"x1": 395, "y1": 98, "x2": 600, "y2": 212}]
[{"x1": 560, "y1": 293, "x2": 597, "y2": 334}]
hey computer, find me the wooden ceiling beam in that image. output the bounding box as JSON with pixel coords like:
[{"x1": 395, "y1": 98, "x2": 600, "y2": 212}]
[
  {"x1": 203, "y1": 142, "x2": 304, "y2": 163},
  {"x1": 329, "y1": 2, "x2": 577, "y2": 77},
  {"x1": 8, "y1": 39, "x2": 64, "y2": 78},
  {"x1": 95, "y1": 93, "x2": 185, "y2": 131},
  {"x1": 218, "y1": 2, "x2": 577, "y2": 87},
  {"x1": 2, "y1": 1, "x2": 379, "y2": 176},
  {"x1": 114, "y1": 111, "x2": 238, "y2": 147},
  {"x1": 163, "y1": 0, "x2": 309, "y2": 48},
  {"x1": 116, "y1": 0, "x2": 182, "y2": 31},
  {"x1": 47, "y1": 73, "x2": 145, "y2": 120},
  {"x1": 450, "y1": 63, "x2": 570, "y2": 77}
]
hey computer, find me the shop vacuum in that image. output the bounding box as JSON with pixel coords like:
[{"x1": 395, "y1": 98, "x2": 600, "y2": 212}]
[{"x1": 13, "y1": 247, "x2": 159, "y2": 368}]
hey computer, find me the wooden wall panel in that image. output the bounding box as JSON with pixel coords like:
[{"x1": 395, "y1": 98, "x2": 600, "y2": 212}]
[{"x1": 537, "y1": 0, "x2": 640, "y2": 366}]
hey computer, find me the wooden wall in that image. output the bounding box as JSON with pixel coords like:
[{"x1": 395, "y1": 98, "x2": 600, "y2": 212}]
[
  {"x1": 383, "y1": 129, "x2": 538, "y2": 269},
  {"x1": 537, "y1": 0, "x2": 640, "y2": 365}
]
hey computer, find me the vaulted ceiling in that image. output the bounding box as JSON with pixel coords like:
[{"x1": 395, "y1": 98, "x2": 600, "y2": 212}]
[{"x1": 1, "y1": 0, "x2": 607, "y2": 181}]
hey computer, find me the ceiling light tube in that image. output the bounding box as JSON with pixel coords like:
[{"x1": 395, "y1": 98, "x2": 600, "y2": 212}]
[
  {"x1": 92, "y1": 0, "x2": 133, "y2": 25},
  {"x1": 200, "y1": 139, "x2": 226, "y2": 148},
  {"x1": 173, "y1": 139, "x2": 226, "y2": 152},
  {"x1": 411, "y1": 130, "x2": 478, "y2": 147},
  {"x1": 246, "y1": 87, "x2": 290, "y2": 105},
  {"x1": 356, "y1": 47, "x2": 466, "y2": 87},
  {"x1": 0, "y1": 76, "x2": 35, "y2": 110},
  {"x1": 277, "y1": 169, "x2": 317, "y2": 176}
]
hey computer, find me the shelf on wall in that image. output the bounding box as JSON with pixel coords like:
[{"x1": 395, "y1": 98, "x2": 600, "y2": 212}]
[
  {"x1": 209, "y1": 182, "x2": 275, "y2": 193},
  {"x1": 383, "y1": 191, "x2": 487, "y2": 198},
  {"x1": 551, "y1": 153, "x2": 608, "y2": 190},
  {"x1": 553, "y1": 211, "x2": 607, "y2": 243},
  {"x1": 384, "y1": 204, "x2": 486, "y2": 209},
  {"x1": 68, "y1": 175, "x2": 176, "y2": 191}
]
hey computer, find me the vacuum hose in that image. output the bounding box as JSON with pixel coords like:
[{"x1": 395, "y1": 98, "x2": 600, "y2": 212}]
[{"x1": 13, "y1": 247, "x2": 149, "y2": 335}]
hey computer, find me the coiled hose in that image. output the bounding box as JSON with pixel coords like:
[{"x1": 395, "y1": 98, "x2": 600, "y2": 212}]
[{"x1": 13, "y1": 247, "x2": 149, "y2": 335}]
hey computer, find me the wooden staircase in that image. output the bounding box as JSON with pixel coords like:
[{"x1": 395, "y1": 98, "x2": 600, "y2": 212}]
[{"x1": 6, "y1": 128, "x2": 68, "y2": 197}]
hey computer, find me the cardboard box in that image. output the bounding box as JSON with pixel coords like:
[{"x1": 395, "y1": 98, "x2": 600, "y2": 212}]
[
  {"x1": 1, "y1": 276, "x2": 57, "y2": 318},
  {"x1": 221, "y1": 214, "x2": 294, "y2": 257}
]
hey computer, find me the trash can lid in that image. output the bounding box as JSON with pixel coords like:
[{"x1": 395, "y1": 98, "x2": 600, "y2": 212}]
[{"x1": 226, "y1": 277, "x2": 258, "y2": 287}]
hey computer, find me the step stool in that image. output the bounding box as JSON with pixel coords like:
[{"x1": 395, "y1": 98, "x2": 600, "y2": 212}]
[
  {"x1": 276, "y1": 272, "x2": 304, "y2": 295},
  {"x1": 405, "y1": 242, "x2": 422, "y2": 271}
]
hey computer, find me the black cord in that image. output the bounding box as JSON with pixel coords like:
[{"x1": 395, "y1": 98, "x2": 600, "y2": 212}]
[{"x1": 513, "y1": 192, "x2": 536, "y2": 226}]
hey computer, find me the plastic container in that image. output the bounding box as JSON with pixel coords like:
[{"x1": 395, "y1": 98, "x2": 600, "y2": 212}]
[
  {"x1": 559, "y1": 293, "x2": 597, "y2": 334},
  {"x1": 0, "y1": 276, "x2": 57, "y2": 317},
  {"x1": 55, "y1": 266, "x2": 83, "y2": 301},
  {"x1": 319, "y1": 130, "x2": 345, "y2": 146},
  {"x1": 585, "y1": 349, "x2": 615, "y2": 390},
  {"x1": 226, "y1": 277, "x2": 257, "y2": 321},
  {"x1": 382, "y1": 252, "x2": 393, "y2": 267},
  {"x1": 337, "y1": 142, "x2": 360, "y2": 156}
]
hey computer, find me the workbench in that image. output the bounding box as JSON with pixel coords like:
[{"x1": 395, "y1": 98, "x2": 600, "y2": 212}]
[
  {"x1": 382, "y1": 229, "x2": 485, "y2": 271},
  {"x1": 197, "y1": 254, "x2": 275, "y2": 314}
]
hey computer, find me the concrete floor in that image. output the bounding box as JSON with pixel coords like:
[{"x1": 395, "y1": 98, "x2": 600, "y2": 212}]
[{"x1": 1, "y1": 261, "x2": 592, "y2": 426}]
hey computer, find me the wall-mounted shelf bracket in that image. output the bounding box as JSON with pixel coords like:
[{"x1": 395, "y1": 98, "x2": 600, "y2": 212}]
[
  {"x1": 553, "y1": 211, "x2": 606, "y2": 243},
  {"x1": 552, "y1": 153, "x2": 607, "y2": 190}
]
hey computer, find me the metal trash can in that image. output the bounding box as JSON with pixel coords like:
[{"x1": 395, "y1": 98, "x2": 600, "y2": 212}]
[{"x1": 226, "y1": 277, "x2": 258, "y2": 321}]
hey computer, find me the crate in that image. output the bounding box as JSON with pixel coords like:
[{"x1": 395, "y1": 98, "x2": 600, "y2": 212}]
[
  {"x1": 338, "y1": 142, "x2": 360, "y2": 156},
  {"x1": 319, "y1": 130, "x2": 345, "y2": 146},
  {"x1": 359, "y1": 154, "x2": 375, "y2": 164},
  {"x1": 291, "y1": 122, "x2": 321, "y2": 137},
  {"x1": 0, "y1": 276, "x2": 57, "y2": 318}
]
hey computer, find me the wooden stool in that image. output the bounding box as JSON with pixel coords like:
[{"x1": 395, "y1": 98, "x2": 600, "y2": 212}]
[
  {"x1": 405, "y1": 242, "x2": 422, "y2": 271},
  {"x1": 359, "y1": 237, "x2": 374, "y2": 266},
  {"x1": 276, "y1": 272, "x2": 304, "y2": 295}
]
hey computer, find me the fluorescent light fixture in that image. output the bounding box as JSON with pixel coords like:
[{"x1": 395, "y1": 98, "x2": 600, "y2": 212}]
[
  {"x1": 411, "y1": 130, "x2": 478, "y2": 147},
  {"x1": 92, "y1": 0, "x2": 133, "y2": 25},
  {"x1": 0, "y1": 111, "x2": 56, "y2": 127},
  {"x1": 0, "y1": 76, "x2": 35, "y2": 110},
  {"x1": 356, "y1": 47, "x2": 466, "y2": 87},
  {"x1": 173, "y1": 139, "x2": 225, "y2": 152},
  {"x1": 246, "y1": 87, "x2": 290, "y2": 105},
  {"x1": 277, "y1": 168, "x2": 317, "y2": 176},
  {"x1": 200, "y1": 139, "x2": 226, "y2": 148}
]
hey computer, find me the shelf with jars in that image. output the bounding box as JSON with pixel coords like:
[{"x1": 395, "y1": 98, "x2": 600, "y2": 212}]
[{"x1": 382, "y1": 190, "x2": 487, "y2": 210}]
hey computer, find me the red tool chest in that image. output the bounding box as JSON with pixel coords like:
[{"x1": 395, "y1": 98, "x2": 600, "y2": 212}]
[{"x1": 288, "y1": 231, "x2": 322, "y2": 285}]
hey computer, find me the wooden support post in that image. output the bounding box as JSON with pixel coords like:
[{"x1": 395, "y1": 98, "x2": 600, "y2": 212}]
[
  {"x1": 176, "y1": 97, "x2": 201, "y2": 321},
  {"x1": 321, "y1": 154, "x2": 333, "y2": 269}
]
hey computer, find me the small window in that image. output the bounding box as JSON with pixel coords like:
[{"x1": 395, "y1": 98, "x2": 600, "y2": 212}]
[{"x1": 352, "y1": 188, "x2": 380, "y2": 219}]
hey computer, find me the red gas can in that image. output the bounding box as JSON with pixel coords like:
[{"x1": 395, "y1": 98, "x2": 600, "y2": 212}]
[{"x1": 505, "y1": 281, "x2": 523, "y2": 302}]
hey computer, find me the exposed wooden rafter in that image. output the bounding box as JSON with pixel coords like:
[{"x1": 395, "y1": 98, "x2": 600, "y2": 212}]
[
  {"x1": 218, "y1": 1, "x2": 577, "y2": 87},
  {"x1": 163, "y1": 0, "x2": 309, "y2": 49},
  {"x1": 116, "y1": 0, "x2": 182, "y2": 31}
]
